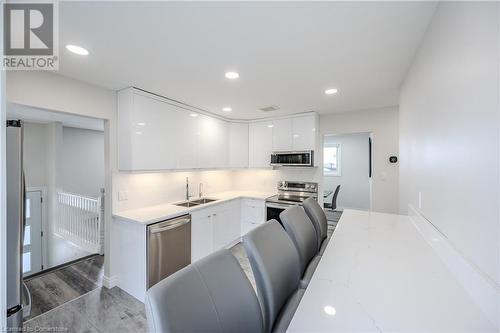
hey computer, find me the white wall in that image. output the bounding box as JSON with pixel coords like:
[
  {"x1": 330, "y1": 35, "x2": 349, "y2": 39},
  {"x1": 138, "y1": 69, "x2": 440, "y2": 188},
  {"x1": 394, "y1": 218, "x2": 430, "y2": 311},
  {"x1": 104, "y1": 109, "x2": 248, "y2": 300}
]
[
  {"x1": 62, "y1": 127, "x2": 104, "y2": 197},
  {"x1": 320, "y1": 107, "x2": 399, "y2": 214},
  {"x1": 113, "y1": 170, "x2": 234, "y2": 212},
  {"x1": 323, "y1": 133, "x2": 371, "y2": 210},
  {"x1": 399, "y1": 2, "x2": 500, "y2": 325},
  {"x1": 399, "y1": 1, "x2": 499, "y2": 287},
  {"x1": 23, "y1": 122, "x2": 49, "y2": 189}
]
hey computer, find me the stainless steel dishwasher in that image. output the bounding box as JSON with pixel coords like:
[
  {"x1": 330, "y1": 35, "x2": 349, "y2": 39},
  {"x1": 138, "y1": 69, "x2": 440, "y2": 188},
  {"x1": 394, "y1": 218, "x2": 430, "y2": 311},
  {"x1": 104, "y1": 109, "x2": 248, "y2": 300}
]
[{"x1": 147, "y1": 214, "x2": 191, "y2": 288}]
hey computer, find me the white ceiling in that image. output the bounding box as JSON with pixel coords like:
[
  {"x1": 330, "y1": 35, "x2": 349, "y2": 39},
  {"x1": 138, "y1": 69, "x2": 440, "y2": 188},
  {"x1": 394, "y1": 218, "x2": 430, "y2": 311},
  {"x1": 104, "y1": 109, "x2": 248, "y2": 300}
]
[
  {"x1": 57, "y1": 2, "x2": 437, "y2": 120},
  {"x1": 7, "y1": 103, "x2": 105, "y2": 131}
]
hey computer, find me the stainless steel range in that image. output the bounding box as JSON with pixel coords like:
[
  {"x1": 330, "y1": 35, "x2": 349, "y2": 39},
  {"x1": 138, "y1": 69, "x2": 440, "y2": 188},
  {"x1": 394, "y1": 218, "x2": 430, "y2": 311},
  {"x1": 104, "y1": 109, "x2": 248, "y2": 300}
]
[{"x1": 266, "y1": 181, "x2": 318, "y2": 223}]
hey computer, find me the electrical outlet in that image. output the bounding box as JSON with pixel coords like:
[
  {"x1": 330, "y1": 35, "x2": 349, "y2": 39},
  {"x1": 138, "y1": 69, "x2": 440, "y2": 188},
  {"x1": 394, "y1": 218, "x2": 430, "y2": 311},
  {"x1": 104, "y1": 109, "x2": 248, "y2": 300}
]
[{"x1": 118, "y1": 190, "x2": 128, "y2": 201}]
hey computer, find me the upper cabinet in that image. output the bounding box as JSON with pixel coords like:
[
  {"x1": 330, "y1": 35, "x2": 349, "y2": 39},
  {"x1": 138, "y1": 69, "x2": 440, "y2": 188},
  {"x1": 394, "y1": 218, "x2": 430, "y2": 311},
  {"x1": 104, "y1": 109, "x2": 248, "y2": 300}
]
[
  {"x1": 118, "y1": 88, "x2": 318, "y2": 170},
  {"x1": 175, "y1": 109, "x2": 198, "y2": 169},
  {"x1": 118, "y1": 89, "x2": 182, "y2": 170},
  {"x1": 249, "y1": 113, "x2": 318, "y2": 168},
  {"x1": 273, "y1": 114, "x2": 318, "y2": 151},
  {"x1": 272, "y1": 118, "x2": 293, "y2": 151},
  {"x1": 229, "y1": 122, "x2": 249, "y2": 168},
  {"x1": 197, "y1": 114, "x2": 229, "y2": 169},
  {"x1": 249, "y1": 120, "x2": 273, "y2": 168},
  {"x1": 271, "y1": 114, "x2": 317, "y2": 152},
  {"x1": 118, "y1": 88, "x2": 228, "y2": 171},
  {"x1": 292, "y1": 115, "x2": 317, "y2": 151}
]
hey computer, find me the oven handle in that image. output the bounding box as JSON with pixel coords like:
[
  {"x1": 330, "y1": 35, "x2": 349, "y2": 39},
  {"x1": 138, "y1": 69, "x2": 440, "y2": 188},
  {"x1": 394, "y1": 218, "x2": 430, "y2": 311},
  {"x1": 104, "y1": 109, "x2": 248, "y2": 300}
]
[{"x1": 266, "y1": 202, "x2": 294, "y2": 210}]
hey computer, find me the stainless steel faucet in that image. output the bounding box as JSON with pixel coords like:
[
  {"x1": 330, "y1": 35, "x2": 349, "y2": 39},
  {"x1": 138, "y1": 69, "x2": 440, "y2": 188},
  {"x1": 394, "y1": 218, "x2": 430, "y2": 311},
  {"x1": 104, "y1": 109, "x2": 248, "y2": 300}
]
[
  {"x1": 198, "y1": 183, "x2": 203, "y2": 198},
  {"x1": 186, "y1": 177, "x2": 190, "y2": 200}
]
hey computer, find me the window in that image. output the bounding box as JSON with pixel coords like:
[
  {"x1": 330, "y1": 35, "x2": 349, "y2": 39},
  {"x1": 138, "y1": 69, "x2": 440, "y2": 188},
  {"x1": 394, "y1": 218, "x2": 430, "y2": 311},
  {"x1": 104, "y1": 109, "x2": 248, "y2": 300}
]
[{"x1": 324, "y1": 144, "x2": 341, "y2": 176}]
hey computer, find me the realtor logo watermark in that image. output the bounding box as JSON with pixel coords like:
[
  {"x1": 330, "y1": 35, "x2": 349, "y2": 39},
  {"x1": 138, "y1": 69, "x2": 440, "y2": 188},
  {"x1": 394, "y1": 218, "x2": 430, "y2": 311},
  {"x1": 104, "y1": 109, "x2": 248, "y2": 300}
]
[{"x1": 3, "y1": 2, "x2": 59, "y2": 70}]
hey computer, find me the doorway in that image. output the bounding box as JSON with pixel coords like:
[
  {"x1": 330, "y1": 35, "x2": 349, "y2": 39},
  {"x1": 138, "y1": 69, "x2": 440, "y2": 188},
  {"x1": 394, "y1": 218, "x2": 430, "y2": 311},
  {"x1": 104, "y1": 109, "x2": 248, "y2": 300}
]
[
  {"x1": 323, "y1": 132, "x2": 372, "y2": 212},
  {"x1": 7, "y1": 103, "x2": 107, "y2": 319},
  {"x1": 23, "y1": 190, "x2": 43, "y2": 276}
]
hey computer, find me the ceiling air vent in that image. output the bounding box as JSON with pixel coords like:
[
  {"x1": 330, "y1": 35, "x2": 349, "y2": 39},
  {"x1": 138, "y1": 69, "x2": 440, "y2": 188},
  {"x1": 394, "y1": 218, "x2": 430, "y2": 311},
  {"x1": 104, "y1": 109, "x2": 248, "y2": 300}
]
[{"x1": 259, "y1": 105, "x2": 280, "y2": 112}]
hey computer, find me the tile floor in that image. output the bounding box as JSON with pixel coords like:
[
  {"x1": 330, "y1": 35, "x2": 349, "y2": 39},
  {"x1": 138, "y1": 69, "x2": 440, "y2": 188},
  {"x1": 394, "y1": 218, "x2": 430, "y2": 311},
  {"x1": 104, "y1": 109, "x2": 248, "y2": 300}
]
[{"x1": 24, "y1": 210, "x2": 342, "y2": 333}]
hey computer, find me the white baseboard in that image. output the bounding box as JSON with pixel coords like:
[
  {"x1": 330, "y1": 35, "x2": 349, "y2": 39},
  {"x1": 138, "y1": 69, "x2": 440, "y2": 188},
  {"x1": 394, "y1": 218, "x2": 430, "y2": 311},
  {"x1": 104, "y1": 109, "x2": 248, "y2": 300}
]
[
  {"x1": 408, "y1": 205, "x2": 500, "y2": 329},
  {"x1": 102, "y1": 275, "x2": 118, "y2": 289}
]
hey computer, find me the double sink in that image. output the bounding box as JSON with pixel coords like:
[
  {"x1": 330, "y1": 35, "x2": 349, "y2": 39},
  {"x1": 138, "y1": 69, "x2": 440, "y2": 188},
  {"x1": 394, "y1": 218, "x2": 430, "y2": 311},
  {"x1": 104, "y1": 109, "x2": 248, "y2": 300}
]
[{"x1": 174, "y1": 198, "x2": 218, "y2": 208}]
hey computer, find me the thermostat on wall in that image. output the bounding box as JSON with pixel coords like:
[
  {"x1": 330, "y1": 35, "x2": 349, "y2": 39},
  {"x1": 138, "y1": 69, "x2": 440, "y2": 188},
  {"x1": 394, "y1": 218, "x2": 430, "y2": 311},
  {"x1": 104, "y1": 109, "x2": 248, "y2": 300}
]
[{"x1": 389, "y1": 156, "x2": 398, "y2": 163}]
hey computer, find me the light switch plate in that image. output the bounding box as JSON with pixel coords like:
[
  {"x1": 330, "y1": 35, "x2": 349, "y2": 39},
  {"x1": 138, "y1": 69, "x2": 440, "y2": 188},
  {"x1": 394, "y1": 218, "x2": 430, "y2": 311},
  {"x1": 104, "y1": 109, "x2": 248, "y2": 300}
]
[{"x1": 118, "y1": 190, "x2": 128, "y2": 201}]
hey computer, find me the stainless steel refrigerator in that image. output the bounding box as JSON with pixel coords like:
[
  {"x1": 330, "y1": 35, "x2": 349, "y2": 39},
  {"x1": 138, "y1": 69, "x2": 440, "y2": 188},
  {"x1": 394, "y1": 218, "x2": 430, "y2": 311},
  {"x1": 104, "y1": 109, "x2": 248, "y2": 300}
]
[{"x1": 6, "y1": 120, "x2": 28, "y2": 329}]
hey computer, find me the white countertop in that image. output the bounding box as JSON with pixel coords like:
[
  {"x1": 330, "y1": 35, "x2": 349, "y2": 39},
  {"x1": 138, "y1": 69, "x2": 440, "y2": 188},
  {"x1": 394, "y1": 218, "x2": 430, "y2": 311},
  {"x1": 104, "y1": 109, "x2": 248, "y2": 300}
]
[
  {"x1": 287, "y1": 209, "x2": 497, "y2": 332},
  {"x1": 112, "y1": 191, "x2": 274, "y2": 225}
]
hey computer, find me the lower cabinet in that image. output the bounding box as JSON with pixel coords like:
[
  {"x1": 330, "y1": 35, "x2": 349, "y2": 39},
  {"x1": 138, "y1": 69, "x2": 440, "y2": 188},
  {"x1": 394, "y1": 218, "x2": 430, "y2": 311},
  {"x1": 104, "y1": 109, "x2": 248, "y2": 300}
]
[
  {"x1": 212, "y1": 204, "x2": 241, "y2": 250},
  {"x1": 191, "y1": 211, "x2": 213, "y2": 262},
  {"x1": 191, "y1": 200, "x2": 241, "y2": 262},
  {"x1": 240, "y1": 198, "x2": 266, "y2": 235},
  {"x1": 191, "y1": 198, "x2": 266, "y2": 263}
]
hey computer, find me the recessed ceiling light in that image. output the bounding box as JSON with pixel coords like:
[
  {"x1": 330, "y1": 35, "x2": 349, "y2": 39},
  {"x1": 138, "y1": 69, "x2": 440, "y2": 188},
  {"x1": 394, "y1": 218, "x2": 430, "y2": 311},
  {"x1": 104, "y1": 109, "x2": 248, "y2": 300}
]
[
  {"x1": 137, "y1": 122, "x2": 146, "y2": 126},
  {"x1": 225, "y1": 71, "x2": 239, "y2": 79},
  {"x1": 190, "y1": 113, "x2": 198, "y2": 117},
  {"x1": 66, "y1": 44, "x2": 89, "y2": 56},
  {"x1": 222, "y1": 107, "x2": 232, "y2": 112},
  {"x1": 325, "y1": 88, "x2": 338, "y2": 95},
  {"x1": 324, "y1": 306, "x2": 336, "y2": 316},
  {"x1": 267, "y1": 124, "x2": 274, "y2": 128}
]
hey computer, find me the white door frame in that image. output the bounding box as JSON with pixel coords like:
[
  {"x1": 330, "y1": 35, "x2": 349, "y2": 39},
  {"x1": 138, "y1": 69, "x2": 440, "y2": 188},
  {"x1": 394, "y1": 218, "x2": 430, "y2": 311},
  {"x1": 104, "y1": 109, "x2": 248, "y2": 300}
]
[
  {"x1": 321, "y1": 131, "x2": 373, "y2": 211},
  {"x1": 26, "y1": 187, "x2": 48, "y2": 270}
]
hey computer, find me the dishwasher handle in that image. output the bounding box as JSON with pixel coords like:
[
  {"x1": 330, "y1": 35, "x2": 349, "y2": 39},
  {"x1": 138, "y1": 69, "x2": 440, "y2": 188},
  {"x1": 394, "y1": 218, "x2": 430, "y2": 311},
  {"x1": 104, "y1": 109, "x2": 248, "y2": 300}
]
[{"x1": 149, "y1": 215, "x2": 191, "y2": 234}]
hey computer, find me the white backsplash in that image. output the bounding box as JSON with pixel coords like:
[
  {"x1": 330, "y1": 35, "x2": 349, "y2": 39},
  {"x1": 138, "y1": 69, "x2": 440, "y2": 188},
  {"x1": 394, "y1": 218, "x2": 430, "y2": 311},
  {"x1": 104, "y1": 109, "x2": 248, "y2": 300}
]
[
  {"x1": 113, "y1": 167, "x2": 322, "y2": 212},
  {"x1": 113, "y1": 170, "x2": 234, "y2": 212},
  {"x1": 231, "y1": 168, "x2": 321, "y2": 193}
]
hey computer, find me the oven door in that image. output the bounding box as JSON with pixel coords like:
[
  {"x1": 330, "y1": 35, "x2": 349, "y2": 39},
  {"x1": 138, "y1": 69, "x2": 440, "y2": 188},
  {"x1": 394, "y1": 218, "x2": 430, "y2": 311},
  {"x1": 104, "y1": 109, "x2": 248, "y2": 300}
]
[{"x1": 266, "y1": 202, "x2": 292, "y2": 224}]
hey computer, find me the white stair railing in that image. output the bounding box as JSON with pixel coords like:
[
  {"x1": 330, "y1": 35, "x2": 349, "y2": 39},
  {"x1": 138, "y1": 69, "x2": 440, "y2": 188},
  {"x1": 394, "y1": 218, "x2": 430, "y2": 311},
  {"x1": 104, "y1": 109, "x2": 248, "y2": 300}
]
[{"x1": 56, "y1": 190, "x2": 103, "y2": 254}]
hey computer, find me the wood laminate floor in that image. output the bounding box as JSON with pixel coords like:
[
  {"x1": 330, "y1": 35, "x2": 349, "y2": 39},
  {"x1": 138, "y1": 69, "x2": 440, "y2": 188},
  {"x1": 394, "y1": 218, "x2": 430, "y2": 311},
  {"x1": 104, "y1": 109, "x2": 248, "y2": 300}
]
[{"x1": 24, "y1": 255, "x2": 104, "y2": 320}]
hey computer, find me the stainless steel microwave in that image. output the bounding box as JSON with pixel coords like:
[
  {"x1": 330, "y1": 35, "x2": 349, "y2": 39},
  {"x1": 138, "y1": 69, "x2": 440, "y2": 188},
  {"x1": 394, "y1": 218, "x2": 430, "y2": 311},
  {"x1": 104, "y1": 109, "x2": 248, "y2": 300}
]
[{"x1": 270, "y1": 151, "x2": 314, "y2": 167}]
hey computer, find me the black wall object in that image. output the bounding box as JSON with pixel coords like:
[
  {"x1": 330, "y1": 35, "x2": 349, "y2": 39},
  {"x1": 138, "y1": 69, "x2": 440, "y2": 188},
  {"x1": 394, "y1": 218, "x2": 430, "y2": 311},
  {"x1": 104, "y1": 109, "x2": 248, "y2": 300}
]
[
  {"x1": 389, "y1": 156, "x2": 398, "y2": 163},
  {"x1": 368, "y1": 138, "x2": 372, "y2": 178}
]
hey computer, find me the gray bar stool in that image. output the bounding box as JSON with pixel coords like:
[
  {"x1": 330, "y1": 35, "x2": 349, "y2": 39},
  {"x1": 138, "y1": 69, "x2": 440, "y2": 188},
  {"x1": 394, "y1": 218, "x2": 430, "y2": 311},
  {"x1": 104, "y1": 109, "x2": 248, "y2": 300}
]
[
  {"x1": 243, "y1": 220, "x2": 304, "y2": 333},
  {"x1": 303, "y1": 197, "x2": 330, "y2": 255},
  {"x1": 279, "y1": 205, "x2": 321, "y2": 288},
  {"x1": 145, "y1": 249, "x2": 264, "y2": 333}
]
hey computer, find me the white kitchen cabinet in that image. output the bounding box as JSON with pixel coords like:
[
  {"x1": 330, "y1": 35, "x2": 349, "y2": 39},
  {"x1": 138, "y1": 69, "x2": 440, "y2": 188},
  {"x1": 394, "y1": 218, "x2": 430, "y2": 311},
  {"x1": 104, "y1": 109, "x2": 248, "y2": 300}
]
[
  {"x1": 118, "y1": 88, "x2": 318, "y2": 171},
  {"x1": 118, "y1": 88, "x2": 200, "y2": 171},
  {"x1": 249, "y1": 120, "x2": 273, "y2": 168},
  {"x1": 212, "y1": 201, "x2": 241, "y2": 250},
  {"x1": 292, "y1": 114, "x2": 317, "y2": 151},
  {"x1": 229, "y1": 122, "x2": 249, "y2": 168},
  {"x1": 118, "y1": 90, "x2": 179, "y2": 170},
  {"x1": 272, "y1": 118, "x2": 293, "y2": 151},
  {"x1": 175, "y1": 109, "x2": 198, "y2": 169},
  {"x1": 191, "y1": 200, "x2": 241, "y2": 262},
  {"x1": 118, "y1": 88, "x2": 232, "y2": 171},
  {"x1": 191, "y1": 209, "x2": 213, "y2": 262},
  {"x1": 197, "y1": 114, "x2": 229, "y2": 169},
  {"x1": 241, "y1": 198, "x2": 266, "y2": 236}
]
